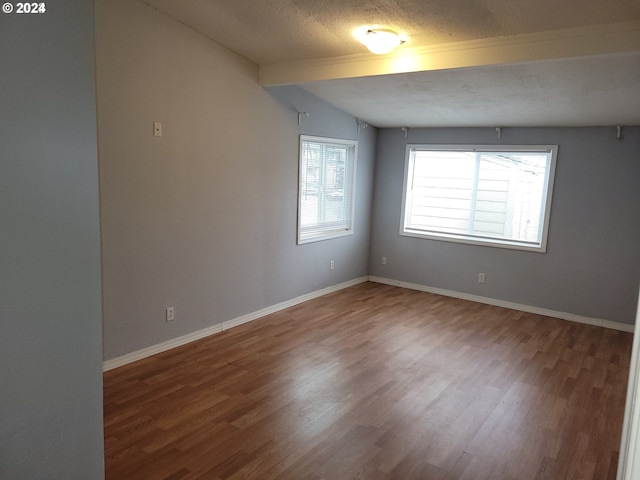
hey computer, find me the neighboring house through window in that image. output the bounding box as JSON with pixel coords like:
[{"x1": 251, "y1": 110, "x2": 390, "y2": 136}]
[
  {"x1": 298, "y1": 135, "x2": 357, "y2": 244},
  {"x1": 401, "y1": 144, "x2": 558, "y2": 252}
]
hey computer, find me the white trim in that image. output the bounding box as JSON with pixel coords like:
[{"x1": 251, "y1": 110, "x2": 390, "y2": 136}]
[
  {"x1": 102, "y1": 324, "x2": 224, "y2": 372},
  {"x1": 102, "y1": 274, "x2": 632, "y2": 372},
  {"x1": 617, "y1": 286, "x2": 640, "y2": 479},
  {"x1": 221, "y1": 276, "x2": 367, "y2": 330},
  {"x1": 399, "y1": 144, "x2": 557, "y2": 254},
  {"x1": 260, "y1": 22, "x2": 640, "y2": 85},
  {"x1": 297, "y1": 135, "x2": 358, "y2": 245},
  {"x1": 102, "y1": 276, "x2": 369, "y2": 371},
  {"x1": 368, "y1": 276, "x2": 635, "y2": 333}
]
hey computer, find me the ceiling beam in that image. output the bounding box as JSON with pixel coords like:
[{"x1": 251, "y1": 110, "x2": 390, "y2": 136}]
[{"x1": 260, "y1": 21, "x2": 640, "y2": 86}]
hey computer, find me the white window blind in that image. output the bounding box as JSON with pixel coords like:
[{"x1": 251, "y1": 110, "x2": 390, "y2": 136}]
[
  {"x1": 298, "y1": 135, "x2": 357, "y2": 244},
  {"x1": 401, "y1": 145, "x2": 557, "y2": 252}
]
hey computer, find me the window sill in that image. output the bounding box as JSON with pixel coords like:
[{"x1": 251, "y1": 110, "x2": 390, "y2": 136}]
[
  {"x1": 298, "y1": 229, "x2": 353, "y2": 245},
  {"x1": 400, "y1": 229, "x2": 547, "y2": 253}
]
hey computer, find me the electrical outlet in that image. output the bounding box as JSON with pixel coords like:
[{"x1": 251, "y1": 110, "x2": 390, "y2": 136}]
[
  {"x1": 166, "y1": 307, "x2": 175, "y2": 322},
  {"x1": 478, "y1": 273, "x2": 486, "y2": 283},
  {"x1": 381, "y1": 256, "x2": 387, "y2": 265},
  {"x1": 153, "y1": 122, "x2": 162, "y2": 137},
  {"x1": 330, "y1": 260, "x2": 335, "y2": 270}
]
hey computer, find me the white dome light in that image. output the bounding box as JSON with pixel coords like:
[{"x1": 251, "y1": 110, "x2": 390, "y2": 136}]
[{"x1": 361, "y1": 28, "x2": 406, "y2": 54}]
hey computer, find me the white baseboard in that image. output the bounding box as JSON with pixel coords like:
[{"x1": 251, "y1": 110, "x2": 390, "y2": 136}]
[
  {"x1": 102, "y1": 323, "x2": 224, "y2": 372},
  {"x1": 220, "y1": 276, "x2": 368, "y2": 330},
  {"x1": 103, "y1": 274, "x2": 633, "y2": 371},
  {"x1": 368, "y1": 275, "x2": 635, "y2": 333},
  {"x1": 102, "y1": 276, "x2": 369, "y2": 372}
]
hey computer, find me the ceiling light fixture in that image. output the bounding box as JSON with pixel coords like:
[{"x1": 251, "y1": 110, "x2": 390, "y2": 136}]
[{"x1": 360, "y1": 28, "x2": 406, "y2": 54}]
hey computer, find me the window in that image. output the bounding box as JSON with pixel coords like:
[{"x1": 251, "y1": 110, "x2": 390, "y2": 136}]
[
  {"x1": 401, "y1": 145, "x2": 557, "y2": 252},
  {"x1": 298, "y1": 135, "x2": 357, "y2": 244}
]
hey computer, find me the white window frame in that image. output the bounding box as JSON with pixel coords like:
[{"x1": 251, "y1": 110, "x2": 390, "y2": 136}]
[
  {"x1": 400, "y1": 144, "x2": 558, "y2": 253},
  {"x1": 297, "y1": 135, "x2": 357, "y2": 244}
]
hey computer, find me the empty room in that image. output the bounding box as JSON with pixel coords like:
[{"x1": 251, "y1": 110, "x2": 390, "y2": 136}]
[{"x1": 2, "y1": 0, "x2": 640, "y2": 479}]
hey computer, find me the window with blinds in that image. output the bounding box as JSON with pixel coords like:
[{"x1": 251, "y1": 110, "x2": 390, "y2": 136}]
[
  {"x1": 401, "y1": 145, "x2": 557, "y2": 252},
  {"x1": 298, "y1": 135, "x2": 357, "y2": 244}
]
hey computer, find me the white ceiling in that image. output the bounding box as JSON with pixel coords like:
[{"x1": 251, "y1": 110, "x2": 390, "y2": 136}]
[{"x1": 143, "y1": 0, "x2": 640, "y2": 127}]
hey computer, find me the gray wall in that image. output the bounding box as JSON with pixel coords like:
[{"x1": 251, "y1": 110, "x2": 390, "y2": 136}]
[
  {"x1": 96, "y1": 0, "x2": 637, "y2": 365},
  {"x1": 0, "y1": 1, "x2": 105, "y2": 478},
  {"x1": 96, "y1": 0, "x2": 376, "y2": 360},
  {"x1": 369, "y1": 127, "x2": 640, "y2": 324}
]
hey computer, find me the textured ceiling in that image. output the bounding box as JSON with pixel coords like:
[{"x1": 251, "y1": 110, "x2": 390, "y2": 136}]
[
  {"x1": 142, "y1": 0, "x2": 640, "y2": 127},
  {"x1": 300, "y1": 54, "x2": 640, "y2": 127},
  {"x1": 143, "y1": 0, "x2": 640, "y2": 64}
]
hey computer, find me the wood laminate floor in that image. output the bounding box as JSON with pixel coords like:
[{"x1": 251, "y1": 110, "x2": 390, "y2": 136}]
[{"x1": 104, "y1": 282, "x2": 633, "y2": 479}]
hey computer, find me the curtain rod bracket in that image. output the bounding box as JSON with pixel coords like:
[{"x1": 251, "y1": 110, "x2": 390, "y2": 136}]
[
  {"x1": 402, "y1": 127, "x2": 409, "y2": 138},
  {"x1": 297, "y1": 112, "x2": 309, "y2": 125},
  {"x1": 496, "y1": 127, "x2": 502, "y2": 139}
]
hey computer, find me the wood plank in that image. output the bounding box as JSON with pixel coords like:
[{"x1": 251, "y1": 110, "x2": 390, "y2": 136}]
[{"x1": 104, "y1": 282, "x2": 632, "y2": 479}]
